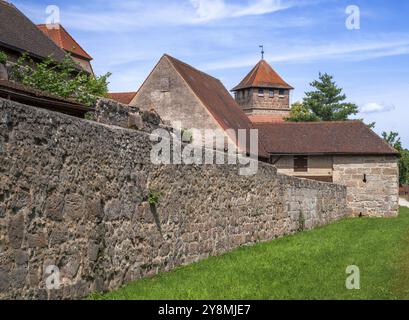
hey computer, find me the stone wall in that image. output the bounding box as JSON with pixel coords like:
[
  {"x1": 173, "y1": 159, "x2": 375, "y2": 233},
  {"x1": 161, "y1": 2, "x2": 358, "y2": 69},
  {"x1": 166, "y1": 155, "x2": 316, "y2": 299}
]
[
  {"x1": 94, "y1": 98, "x2": 167, "y2": 133},
  {"x1": 333, "y1": 156, "x2": 399, "y2": 217},
  {"x1": 0, "y1": 98, "x2": 347, "y2": 299},
  {"x1": 272, "y1": 155, "x2": 399, "y2": 216}
]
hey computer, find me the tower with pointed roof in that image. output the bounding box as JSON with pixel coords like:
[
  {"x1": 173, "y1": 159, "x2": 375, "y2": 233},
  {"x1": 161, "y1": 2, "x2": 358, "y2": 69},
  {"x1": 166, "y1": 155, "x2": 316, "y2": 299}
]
[{"x1": 232, "y1": 59, "x2": 293, "y2": 121}]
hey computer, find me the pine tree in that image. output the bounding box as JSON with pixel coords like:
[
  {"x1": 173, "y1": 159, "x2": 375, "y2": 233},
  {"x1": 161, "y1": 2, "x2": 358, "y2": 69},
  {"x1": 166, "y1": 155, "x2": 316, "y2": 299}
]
[{"x1": 287, "y1": 73, "x2": 358, "y2": 122}]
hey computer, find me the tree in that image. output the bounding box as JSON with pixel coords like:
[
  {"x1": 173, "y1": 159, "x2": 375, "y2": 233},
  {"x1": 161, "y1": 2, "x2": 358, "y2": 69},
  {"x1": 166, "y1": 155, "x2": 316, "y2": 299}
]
[
  {"x1": 287, "y1": 73, "x2": 358, "y2": 122},
  {"x1": 10, "y1": 53, "x2": 111, "y2": 107},
  {"x1": 382, "y1": 131, "x2": 402, "y2": 150},
  {"x1": 285, "y1": 102, "x2": 319, "y2": 122},
  {"x1": 382, "y1": 131, "x2": 409, "y2": 185}
]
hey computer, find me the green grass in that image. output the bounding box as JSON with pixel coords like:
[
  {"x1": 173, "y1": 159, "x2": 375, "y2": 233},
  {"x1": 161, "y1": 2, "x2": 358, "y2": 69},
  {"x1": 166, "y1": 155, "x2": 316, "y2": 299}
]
[{"x1": 90, "y1": 207, "x2": 409, "y2": 300}]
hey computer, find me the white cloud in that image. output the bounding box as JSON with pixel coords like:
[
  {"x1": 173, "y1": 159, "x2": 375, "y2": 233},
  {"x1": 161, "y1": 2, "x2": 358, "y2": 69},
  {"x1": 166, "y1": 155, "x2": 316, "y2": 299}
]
[
  {"x1": 360, "y1": 102, "x2": 396, "y2": 114},
  {"x1": 15, "y1": 0, "x2": 293, "y2": 32},
  {"x1": 190, "y1": 0, "x2": 290, "y2": 22}
]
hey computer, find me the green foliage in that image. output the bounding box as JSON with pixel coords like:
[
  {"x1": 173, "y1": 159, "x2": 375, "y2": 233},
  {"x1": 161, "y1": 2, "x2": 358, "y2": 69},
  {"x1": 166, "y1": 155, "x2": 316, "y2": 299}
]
[
  {"x1": 400, "y1": 150, "x2": 409, "y2": 185},
  {"x1": 285, "y1": 102, "x2": 319, "y2": 122},
  {"x1": 148, "y1": 191, "x2": 161, "y2": 206},
  {"x1": 0, "y1": 51, "x2": 7, "y2": 64},
  {"x1": 366, "y1": 121, "x2": 376, "y2": 129},
  {"x1": 10, "y1": 53, "x2": 111, "y2": 107},
  {"x1": 382, "y1": 132, "x2": 402, "y2": 150},
  {"x1": 383, "y1": 131, "x2": 409, "y2": 185},
  {"x1": 90, "y1": 208, "x2": 409, "y2": 300},
  {"x1": 84, "y1": 112, "x2": 96, "y2": 121},
  {"x1": 287, "y1": 73, "x2": 358, "y2": 122}
]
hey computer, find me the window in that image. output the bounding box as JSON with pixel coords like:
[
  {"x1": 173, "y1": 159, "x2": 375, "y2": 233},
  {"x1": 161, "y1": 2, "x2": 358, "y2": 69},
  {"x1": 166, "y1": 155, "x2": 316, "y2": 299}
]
[
  {"x1": 294, "y1": 156, "x2": 308, "y2": 172},
  {"x1": 269, "y1": 89, "x2": 274, "y2": 98},
  {"x1": 279, "y1": 89, "x2": 286, "y2": 96},
  {"x1": 160, "y1": 77, "x2": 170, "y2": 92},
  {"x1": 258, "y1": 89, "x2": 264, "y2": 97}
]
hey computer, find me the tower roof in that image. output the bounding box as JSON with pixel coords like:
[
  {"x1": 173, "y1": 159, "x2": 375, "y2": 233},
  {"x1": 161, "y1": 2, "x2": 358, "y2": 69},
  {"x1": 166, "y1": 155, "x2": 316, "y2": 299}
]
[{"x1": 232, "y1": 59, "x2": 293, "y2": 91}]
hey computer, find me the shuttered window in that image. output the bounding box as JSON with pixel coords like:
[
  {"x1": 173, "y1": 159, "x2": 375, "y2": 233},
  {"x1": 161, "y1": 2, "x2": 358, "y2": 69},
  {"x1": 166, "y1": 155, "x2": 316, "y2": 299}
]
[{"x1": 294, "y1": 156, "x2": 308, "y2": 172}]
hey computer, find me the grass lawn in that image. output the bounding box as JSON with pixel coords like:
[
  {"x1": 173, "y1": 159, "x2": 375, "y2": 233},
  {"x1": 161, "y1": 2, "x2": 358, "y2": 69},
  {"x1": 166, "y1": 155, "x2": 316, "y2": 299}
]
[{"x1": 90, "y1": 207, "x2": 409, "y2": 300}]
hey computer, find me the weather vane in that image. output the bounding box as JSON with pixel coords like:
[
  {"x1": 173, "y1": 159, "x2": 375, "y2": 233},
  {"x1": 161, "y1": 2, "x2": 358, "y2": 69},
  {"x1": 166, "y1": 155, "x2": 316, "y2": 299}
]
[{"x1": 259, "y1": 45, "x2": 264, "y2": 60}]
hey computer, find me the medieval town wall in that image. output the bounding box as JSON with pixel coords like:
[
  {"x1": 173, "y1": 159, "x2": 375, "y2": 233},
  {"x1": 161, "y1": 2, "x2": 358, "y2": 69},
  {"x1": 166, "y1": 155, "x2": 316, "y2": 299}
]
[{"x1": 0, "y1": 98, "x2": 347, "y2": 299}]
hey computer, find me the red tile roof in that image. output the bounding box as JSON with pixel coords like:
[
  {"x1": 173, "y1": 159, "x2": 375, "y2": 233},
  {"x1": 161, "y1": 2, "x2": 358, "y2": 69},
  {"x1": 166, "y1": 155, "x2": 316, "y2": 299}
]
[
  {"x1": 256, "y1": 121, "x2": 399, "y2": 155},
  {"x1": 248, "y1": 114, "x2": 286, "y2": 124},
  {"x1": 232, "y1": 59, "x2": 293, "y2": 91},
  {"x1": 164, "y1": 54, "x2": 268, "y2": 158},
  {"x1": 37, "y1": 24, "x2": 93, "y2": 61},
  {"x1": 107, "y1": 92, "x2": 137, "y2": 105}
]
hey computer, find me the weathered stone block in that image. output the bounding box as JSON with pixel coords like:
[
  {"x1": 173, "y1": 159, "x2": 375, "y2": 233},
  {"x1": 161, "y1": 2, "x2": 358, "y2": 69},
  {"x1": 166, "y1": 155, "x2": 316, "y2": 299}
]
[
  {"x1": 86, "y1": 198, "x2": 103, "y2": 219},
  {"x1": 45, "y1": 195, "x2": 64, "y2": 221},
  {"x1": 10, "y1": 267, "x2": 27, "y2": 289},
  {"x1": 0, "y1": 269, "x2": 10, "y2": 292},
  {"x1": 88, "y1": 241, "x2": 100, "y2": 262},
  {"x1": 27, "y1": 233, "x2": 48, "y2": 248},
  {"x1": 128, "y1": 113, "x2": 143, "y2": 130},
  {"x1": 14, "y1": 249, "x2": 29, "y2": 265},
  {"x1": 62, "y1": 256, "x2": 81, "y2": 279},
  {"x1": 0, "y1": 205, "x2": 5, "y2": 218},
  {"x1": 8, "y1": 213, "x2": 24, "y2": 249},
  {"x1": 63, "y1": 194, "x2": 85, "y2": 221},
  {"x1": 49, "y1": 227, "x2": 68, "y2": 246}
]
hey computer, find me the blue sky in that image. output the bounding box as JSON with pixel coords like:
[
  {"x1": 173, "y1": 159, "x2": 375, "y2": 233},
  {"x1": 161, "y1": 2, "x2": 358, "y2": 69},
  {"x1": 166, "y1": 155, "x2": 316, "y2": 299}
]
[{"x1": 12, "y1": 0, "x2": 409, "y2": 147}]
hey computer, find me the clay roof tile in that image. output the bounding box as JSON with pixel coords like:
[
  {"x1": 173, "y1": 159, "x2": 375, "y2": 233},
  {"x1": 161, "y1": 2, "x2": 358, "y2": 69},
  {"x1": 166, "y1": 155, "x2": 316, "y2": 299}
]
[
  {"x1": 256, "y1": 121, "x2": 399, "y2": 155},
  {"x1": 107, "y1": 92, "x2": 137, "y2": 105},
  {"x1": 232, "y1": 59, "x2": 293, "y2": 91},
  {"x1": 37, "y1": 24, "x2": 93, "y2": 60}
]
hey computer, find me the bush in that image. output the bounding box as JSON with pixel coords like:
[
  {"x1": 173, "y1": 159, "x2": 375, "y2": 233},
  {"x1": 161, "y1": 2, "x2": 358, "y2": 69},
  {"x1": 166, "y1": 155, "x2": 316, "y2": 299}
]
[
  {"x1": 10, "y1": 53, "x2": 111, "y2": 107},
  {"x1": 0, "y1": 51, "x2": 7, "y2": 64}
]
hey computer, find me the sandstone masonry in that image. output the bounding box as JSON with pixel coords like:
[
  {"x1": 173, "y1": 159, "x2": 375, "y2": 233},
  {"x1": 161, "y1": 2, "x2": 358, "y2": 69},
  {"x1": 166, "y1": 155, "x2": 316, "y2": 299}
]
[
  {"x1": 333, "y1": 156, "x2": 399, "y2": 217},
  {"x1": 0, "y1": 98, "x2": 347, "y2": 299}
]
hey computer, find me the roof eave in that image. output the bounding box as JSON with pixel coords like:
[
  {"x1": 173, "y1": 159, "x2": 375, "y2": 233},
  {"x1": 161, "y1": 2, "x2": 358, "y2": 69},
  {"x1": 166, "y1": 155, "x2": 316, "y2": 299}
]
[
  {"x1": 231, "y1": 84, "x2": 294, "y2": 91},
  {"x1": 267, "y1": 152, "x2": 400, "y2": 156}
]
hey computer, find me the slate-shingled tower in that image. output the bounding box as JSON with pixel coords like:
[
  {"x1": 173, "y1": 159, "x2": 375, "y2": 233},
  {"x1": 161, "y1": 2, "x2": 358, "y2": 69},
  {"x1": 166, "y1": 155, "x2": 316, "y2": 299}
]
[{"x1": 232, "y1": 60, "x2": 293, "y2": 121}]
